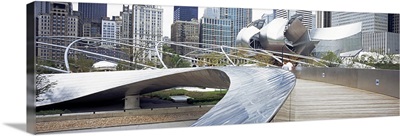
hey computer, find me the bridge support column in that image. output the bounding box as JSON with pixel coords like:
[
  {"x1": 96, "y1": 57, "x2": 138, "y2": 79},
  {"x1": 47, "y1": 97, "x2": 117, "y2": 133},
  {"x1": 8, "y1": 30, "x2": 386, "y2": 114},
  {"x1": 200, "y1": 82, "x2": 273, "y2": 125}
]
[{"x1": 124, "y1": 95, "x2": 140, "y2": 109}]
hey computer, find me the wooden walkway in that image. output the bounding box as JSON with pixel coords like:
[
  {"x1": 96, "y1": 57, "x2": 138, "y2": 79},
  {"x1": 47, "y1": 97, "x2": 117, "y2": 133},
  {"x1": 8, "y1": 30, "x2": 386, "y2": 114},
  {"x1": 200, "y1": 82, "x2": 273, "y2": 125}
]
[{"x1": 273, "y1": 79, "x2": 399, "y2": 122}]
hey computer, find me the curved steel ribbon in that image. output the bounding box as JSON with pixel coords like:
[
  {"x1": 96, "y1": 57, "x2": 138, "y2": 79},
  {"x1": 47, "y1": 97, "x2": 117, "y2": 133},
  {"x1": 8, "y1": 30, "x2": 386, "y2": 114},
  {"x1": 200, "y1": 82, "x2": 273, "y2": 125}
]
[{"x1": 37, "y1": 67, "x2": 296, "y2": 125}]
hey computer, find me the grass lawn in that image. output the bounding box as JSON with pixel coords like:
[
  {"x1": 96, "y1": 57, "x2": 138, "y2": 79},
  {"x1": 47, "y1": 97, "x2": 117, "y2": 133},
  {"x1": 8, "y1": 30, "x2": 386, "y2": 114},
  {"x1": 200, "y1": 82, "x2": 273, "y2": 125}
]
[{"x1": 143, "y1": 89, "x2": 227, "y2": 105}]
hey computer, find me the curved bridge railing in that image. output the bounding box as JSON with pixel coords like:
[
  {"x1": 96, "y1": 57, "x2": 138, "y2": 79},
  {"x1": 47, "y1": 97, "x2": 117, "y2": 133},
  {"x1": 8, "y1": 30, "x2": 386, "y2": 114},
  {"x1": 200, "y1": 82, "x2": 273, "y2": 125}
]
[{"x1": 37, "y1": 67, "x2": 296, "y2": 125}]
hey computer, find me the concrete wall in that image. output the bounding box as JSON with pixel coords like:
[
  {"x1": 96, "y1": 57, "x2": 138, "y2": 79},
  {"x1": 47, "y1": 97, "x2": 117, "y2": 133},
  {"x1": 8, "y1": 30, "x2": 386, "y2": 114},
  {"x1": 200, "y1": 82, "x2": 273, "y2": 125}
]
[
  {"x1": 294, "y1": 67, "x2": 399, "y2": 98},
  {"x1": 36, "y1": 105, "x2": 213, "y2": 122}
]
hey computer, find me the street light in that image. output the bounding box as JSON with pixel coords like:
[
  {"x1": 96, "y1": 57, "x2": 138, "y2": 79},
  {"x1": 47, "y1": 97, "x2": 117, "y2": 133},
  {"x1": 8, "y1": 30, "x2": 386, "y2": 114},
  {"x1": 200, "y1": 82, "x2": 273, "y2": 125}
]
[{"x1": 281, "y1": 45, "x2": 284, "y2": 64}]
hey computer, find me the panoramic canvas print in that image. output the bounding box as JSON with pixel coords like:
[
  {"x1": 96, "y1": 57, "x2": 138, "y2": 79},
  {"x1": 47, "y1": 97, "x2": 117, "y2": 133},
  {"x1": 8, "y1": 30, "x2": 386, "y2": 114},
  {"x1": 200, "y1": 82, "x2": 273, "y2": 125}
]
[{"x1": 27, "y1": 0, "x2": 399, "y2": 134}]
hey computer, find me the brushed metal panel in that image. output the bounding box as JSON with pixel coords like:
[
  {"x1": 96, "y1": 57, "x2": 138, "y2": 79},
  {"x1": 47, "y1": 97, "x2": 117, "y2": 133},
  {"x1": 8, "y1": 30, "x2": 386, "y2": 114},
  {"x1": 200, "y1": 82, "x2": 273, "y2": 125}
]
[
  {"x1": 284, "y1": 19, "x2": 307, "y2": 44},
  {"x1": 37, "y1": 67, "x2": 296, "y2": 126}
]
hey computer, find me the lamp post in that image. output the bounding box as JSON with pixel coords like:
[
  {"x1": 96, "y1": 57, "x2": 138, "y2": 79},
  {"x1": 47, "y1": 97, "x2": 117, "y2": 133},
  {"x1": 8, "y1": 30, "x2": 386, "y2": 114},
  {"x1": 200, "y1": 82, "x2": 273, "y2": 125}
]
[{"x1": 281, "y1": 45, "x2": 284, "y2": 64}]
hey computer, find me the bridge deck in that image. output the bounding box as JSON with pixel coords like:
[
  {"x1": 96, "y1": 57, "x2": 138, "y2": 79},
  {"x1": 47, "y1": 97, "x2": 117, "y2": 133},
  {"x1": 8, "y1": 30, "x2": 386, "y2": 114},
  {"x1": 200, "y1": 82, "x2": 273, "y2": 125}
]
[{"x1": 273, "y1": 79, "x2": 399, "y2": 122}]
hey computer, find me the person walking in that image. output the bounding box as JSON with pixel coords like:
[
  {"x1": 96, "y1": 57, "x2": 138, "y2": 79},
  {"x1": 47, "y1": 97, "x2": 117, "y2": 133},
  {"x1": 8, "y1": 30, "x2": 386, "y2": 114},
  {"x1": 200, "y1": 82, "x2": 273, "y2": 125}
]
[{"x1": 286, "y1": 61, "x2": 293, "y2": 71}]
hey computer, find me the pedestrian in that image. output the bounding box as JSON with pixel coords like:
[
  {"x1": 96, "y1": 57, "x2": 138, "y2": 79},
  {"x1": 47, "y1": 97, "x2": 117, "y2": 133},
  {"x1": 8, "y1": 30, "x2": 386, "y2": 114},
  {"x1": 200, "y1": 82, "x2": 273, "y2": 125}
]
[
  {"x1": 282, "y1": 61, "x2": 289, "y2": 70},
  {"x1": 286, "y1": 61, "x2": 293, "y2": 71}
]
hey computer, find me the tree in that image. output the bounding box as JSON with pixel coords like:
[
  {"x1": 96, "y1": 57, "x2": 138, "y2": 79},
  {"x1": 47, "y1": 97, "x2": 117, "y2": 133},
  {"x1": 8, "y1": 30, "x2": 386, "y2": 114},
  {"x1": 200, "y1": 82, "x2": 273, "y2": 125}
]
[
  {"x1": 36, "y1": 59, "x2": 58, "y2": 74},
  {"x1": 35, "y1": 74, "x2": 57, "y2": 102},
  {"x1": 202, "y1": 52, "x2": 227, "y2": 66},
  {"x1": 35, "y1": 60, "x2": 57, "y2": 102},
  {"x1": 116, "y1": 60, "x2": 131, "y2": 71},
  {"x1": 162, "y1": 45, "x2": 191, "y2": 68},
  {"x1": 252, "y1": 54, "x2": 272, "y2": 67},
  {"x1": 68, "y1": 54, "x2": 95, "y2": 72},
  {"x1": 367, "y1": 56, "x2": 375, "y2": 64},
  {"x1": 321, "y1": 51, "x2": 342, "y2": 67},
  {"x1": 230, "y1": 48, "x2": 250, "y2": 66}
]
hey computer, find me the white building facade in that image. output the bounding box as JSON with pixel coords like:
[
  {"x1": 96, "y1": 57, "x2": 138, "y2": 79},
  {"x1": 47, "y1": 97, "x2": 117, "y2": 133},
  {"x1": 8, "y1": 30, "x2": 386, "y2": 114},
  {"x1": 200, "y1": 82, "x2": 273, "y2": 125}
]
[
  {"x1": 332, "y1": 12, "x2": 399, "y2": 54},
  {"x1": 132, "y1": 5, "x2": 163, "y2": 62},
  {"x1": 101, "y1": 20, "x2": 117, "y2": 47}
]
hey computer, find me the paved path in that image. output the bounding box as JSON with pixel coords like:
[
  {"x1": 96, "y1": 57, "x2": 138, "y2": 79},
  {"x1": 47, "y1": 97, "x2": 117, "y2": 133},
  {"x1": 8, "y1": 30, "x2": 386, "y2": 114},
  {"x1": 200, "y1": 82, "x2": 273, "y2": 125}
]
[
  {"x1": 53, "y1": 120, "x2": 196, "y2": 134},
  {"x1": 273, "y1": 79, "x2": 399, "y2": 122}
]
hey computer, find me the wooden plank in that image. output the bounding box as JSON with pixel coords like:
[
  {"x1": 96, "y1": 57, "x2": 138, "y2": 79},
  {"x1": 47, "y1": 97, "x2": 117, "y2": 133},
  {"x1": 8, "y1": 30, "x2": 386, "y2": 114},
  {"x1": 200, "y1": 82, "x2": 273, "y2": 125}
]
[{"x1": 273, "y1": 79, "x2": 399, "y2": 122}]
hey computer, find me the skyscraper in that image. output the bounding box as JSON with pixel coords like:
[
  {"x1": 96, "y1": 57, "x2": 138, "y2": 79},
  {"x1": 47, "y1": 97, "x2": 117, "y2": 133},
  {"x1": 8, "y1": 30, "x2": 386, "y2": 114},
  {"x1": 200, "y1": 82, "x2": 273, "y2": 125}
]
[
  {"x1": 113, "y1": 16, "x2": 123, "y2": 41},
  {"x1": 331, "y1": 12, "x2": 399, "y2": 54},
  {"x1": 101, "y1": 19, "x2": 117, "y2": 47},
  {"x1": 132, "y1": 5, "x2": 163, "y2": 62},
  {"x1": 203, "y1": 8, "x2": 220, "y2": 19},
  {"x1": 219, "y1": 8, "x2": 252, "y2": 47},
  {"x1": 273, "y1": 9, "x2": 287, "y2": 19},
  {"x1": 200, "y1": 17, "x2": 232, "y2": 51},
  {"x1": 34, "y1": 1, "x2": 50, "y2": 17},
  {"x1": 173, "y1": 6, "x2": 198, "y2": 22},
  {"x1": 37, "y1": 2, "x2": 78, "y2": 60},
  {"x1": 171, "y1": 19, "x2": 200, "y2": 55},
  {"x1": 312, "y1": 14, "x2": 316, "y2": 29},
  {"x1": 78, "y1": 3, "x2": 107, "y2": 23},
  {"x1": 388, "y1": 14, "x2": 399, "y2": 33},
  {"x1": 316, "y1": 11, "x2": 331, "y2": 28},
  {"x1": 332, "y1": 12, "x2": 388, "y2": 32},
  {"x1": 273, "y1": 9, "x2": 312, "y2": 29},
  {"x1": 120, "y1": 5, "x2": 132, "y2": 42}
]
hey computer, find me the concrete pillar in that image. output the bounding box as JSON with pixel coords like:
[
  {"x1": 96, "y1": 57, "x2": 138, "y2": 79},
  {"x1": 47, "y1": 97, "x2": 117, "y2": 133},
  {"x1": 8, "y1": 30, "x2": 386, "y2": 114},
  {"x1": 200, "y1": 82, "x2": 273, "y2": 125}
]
[{"x1": 124, "y1": 95, "x2": 140, "y2": 109}]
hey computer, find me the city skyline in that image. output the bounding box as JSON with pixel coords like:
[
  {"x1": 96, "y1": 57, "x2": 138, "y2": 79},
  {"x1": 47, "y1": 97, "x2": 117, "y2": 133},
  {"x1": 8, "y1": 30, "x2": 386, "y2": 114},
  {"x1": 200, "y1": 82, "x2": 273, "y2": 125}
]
[
  {"x1": 72, "y1": 3, "x2": 273, "y2": 38},
  {"x1": 36, "y1": 1, "x2": 399, "y2": 56}
]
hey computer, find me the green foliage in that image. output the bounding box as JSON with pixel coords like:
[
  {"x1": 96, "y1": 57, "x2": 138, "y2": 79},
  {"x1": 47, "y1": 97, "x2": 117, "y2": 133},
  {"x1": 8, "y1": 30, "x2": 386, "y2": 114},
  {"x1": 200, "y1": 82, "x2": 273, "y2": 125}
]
[
  {"x1": 252, "y1": 54, "x2": 272, "y2": 67},
  {"x1": 143, "y1": 89, "x2": 228, "y2": 105},
  {"x1": 68, "y1": 54, "x2": 95, "y2": 72},
  {"x1": 201, "y1": 52, "x2": 228, "y2": 66},
  {"x1": 36, "y1": 59, "x2": 58, "y2": 74},
  {"x1": 36, "y1": 59, "x2": 58, "y2": 102},
  {"x1": 116, "y1": 61, "x2": 131, "y2": 71},
  {"x1": 36, "y1": 74, "x2": 57, "y2": 102},
  {"x1": 321, "y1": 51, "x2": 342, "y2": 67},
  {"x1": 36, "y1": 109, "x2": 71, "y2": 115},
  {"x1": 162, "y1": 45, "x2": 191, "y2": 68},
  {"x1": 352, "y1": 54, "x2": 399, "y2": 70},
  {"x1": 370, "y1": 63, "x2": 400, "y2": 70}
]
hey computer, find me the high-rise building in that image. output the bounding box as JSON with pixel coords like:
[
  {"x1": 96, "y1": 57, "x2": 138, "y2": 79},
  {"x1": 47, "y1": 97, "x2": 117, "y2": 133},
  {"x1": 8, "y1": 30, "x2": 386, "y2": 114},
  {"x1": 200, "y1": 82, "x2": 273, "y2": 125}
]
[
  {"x1": 296, "y1": 10, "x2": 312, "y2": 29},
  {"x1": 78, "y1": 3, "x2": 107, "y2": 23},
  {"x1": 388, "y1": 14, "x2": 399, "y2": 33},
  {"x1": 316, "y1": 11, "x2": 331, "y2": 28},
  {"x1": 112, "y1": 16, "x2": 123, "y2": 41},
  {"x1": 120, "y1": 5, "x2": 132, "y2": 42},
  {"x1": 34, "y1": 1, "x2": 50, "y2": 17},
  {"x1": 203, "y1": 8, "x2": 220, "y2": 19},
  {"x1": 273, "y1": 9, "x2": 287, "y2": 19},
  {"x1": 312, "y1": 14, "x2": 316, "y2": 29},
  {"x1": 332, "y1": 12, "x2": 388, "y2": 32},
  {"x1": 132, "y1": 5, "x2": 163, "y2": 62},
  {"x1": 219, "y1": 8, "x2": 252, "y2": 47},
  {"x1": 362, "y1": 32, "x2": 399, "y2": 54},
  {"x1": 101, "y1": 20, "x2": 117, "y2": 47},
  {"x1": 171, "y1": 19, "x2": 200, "y2": 55},
  {"x1": 100, "y1": 17, "x2": 123, "y2": 47},
  {"x1": 173, "y1": 6, "x2": 198, "y2": 22},
  {"x1": 77, "y1": 3, "x2": 107, "y2": 38},
  {"x1": 200, "y1": 17, "x2": 232, "y2": 51},
  {"x1": 273, "y1": 9, "x2": 313, "y2": 29},
  {"x1": 37, "y1": 2, "x2": 78, "y2": 61},
  {"x1": 331, "y1": 12, "x2": 399, "y2": 54},
  {"x1": 81, "y1": 22, "x2": 101, "y2": 37}
]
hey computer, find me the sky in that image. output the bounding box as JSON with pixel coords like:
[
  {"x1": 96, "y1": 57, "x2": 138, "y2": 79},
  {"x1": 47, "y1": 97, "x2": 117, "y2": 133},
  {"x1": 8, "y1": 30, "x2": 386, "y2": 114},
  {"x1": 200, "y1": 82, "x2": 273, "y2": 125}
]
[{"x1": 72, "y1": 3, "x2": 273, "y2": 38}]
